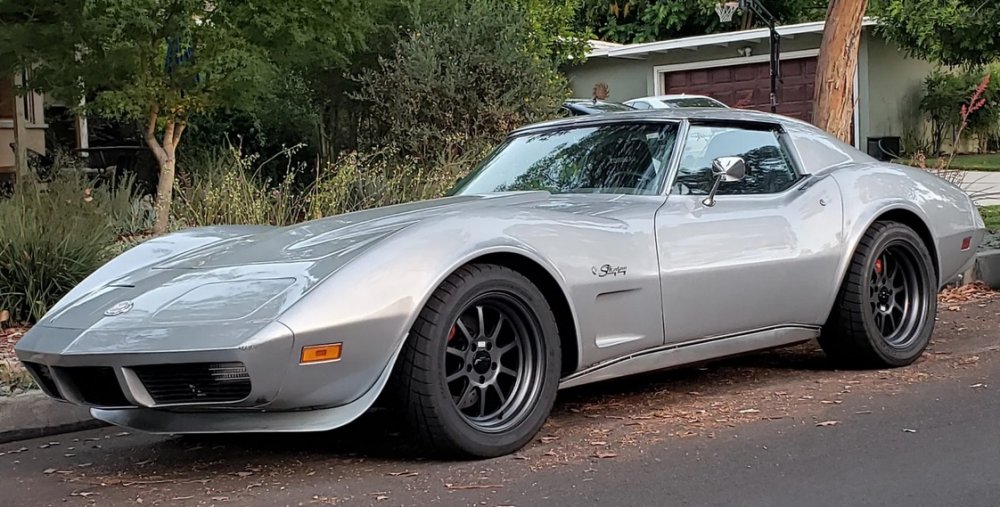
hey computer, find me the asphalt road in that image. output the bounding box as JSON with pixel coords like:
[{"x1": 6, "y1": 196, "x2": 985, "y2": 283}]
[{"x1": 2, "y1": 298, "x2": 999, "y2": 507}]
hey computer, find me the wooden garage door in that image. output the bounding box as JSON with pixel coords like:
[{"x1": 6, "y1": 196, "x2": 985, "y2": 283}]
[{"x1": 663, "y1": 58, "x2": 818, "y2": 123}]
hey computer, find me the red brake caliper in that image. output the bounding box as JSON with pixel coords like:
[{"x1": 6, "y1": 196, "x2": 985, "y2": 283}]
[
  {"x1": 874, "y1": 257, "x2": 884, "y2": 276},
  {"x1": 448, "y1": 325, "x2": 457, "y2": 342}
]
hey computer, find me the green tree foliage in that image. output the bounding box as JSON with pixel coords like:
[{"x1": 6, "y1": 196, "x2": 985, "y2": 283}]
[
  {"x1": 576, "y1": 0, "x2": 828, "y2": 44},
  {"x1": 874, "y1": 0, "x2": 1000, "y2": 67},
  {"x1": 0, "y1": 0, "x2": 372, "y2": 234},
  {"x1": 353, "y1": 0, "x2": 579, "y2": 164}
]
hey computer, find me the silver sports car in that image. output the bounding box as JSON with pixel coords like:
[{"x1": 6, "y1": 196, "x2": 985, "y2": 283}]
[{"x1": 16, "y1": 109, "x2": 986, "y2": 458}]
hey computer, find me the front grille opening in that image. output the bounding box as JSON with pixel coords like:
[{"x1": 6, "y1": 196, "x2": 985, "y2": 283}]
[
  {"x1": 23, "y1": 362, "x2": 62, "y2": 399},
  {"x1": 59, "y1": 366, "x2": 131, "y2": 407},
  {"x1": 134, "y1": 362, "x2": 251, "y2": 405}
]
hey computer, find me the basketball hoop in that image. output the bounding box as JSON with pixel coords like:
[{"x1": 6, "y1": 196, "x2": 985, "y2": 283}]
[{"x1": 715, "y1": 1, "x2": 740, "y2": 22}]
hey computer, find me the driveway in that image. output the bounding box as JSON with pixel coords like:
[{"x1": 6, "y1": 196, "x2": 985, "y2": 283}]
[{"x1": 2, "y1": 297, "x2": 999, "y2": 507}]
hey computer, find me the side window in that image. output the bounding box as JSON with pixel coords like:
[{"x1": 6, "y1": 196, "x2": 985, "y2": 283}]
[
  {"x1": 630, "y1": 101, "x2": 651, "y2": 110},
  {"x1": 671, "y1": 125, "x2": 800, "y2": 195}
]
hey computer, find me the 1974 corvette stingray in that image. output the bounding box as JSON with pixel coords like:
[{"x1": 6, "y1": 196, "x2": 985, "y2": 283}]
[{"x1": 16, "y1": 109, "x2": 985, "y2": 457}]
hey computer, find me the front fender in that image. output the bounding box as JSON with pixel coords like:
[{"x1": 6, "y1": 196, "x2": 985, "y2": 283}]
[{"x1": 272, "y1": 214, "x2": 581, "y2": 410}]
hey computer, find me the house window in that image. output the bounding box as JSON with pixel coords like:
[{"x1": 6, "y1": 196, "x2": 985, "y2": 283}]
[{"x1": 0, "y1": 77, "x2": 14, "y2": 120}]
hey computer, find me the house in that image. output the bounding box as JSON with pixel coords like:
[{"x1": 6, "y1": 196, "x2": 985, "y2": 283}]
[
  {"x1": 0, "y1": 75, "x2": 47, "y2": 179},
  {"x1": 567, "y1": 19, "x2": 933, "y2": 155}
]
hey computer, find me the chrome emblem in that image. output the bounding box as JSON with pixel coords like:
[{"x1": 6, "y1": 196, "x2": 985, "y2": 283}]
[{"x1": 104, "y1": 301, "x2": 134, "y2": 317}]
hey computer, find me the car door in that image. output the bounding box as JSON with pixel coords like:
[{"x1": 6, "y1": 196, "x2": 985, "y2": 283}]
[{"x1": 654, "y1": 121, "x2": 844, "y2": 345}]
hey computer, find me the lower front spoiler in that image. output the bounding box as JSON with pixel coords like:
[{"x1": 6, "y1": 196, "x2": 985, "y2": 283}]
[{"x1": 91, "y1": 343, "x2": 400, "y2": 434}]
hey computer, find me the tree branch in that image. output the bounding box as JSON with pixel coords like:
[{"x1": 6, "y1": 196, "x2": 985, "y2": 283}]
[
  {"x1": 163, "y1": 117, "x2": 176, "y2": 154},
  {"x1": 143, "y1": 104, "x2": 166, "y2": 164},
  {"x1": 173, "y1": 120, "x2": 187, "y2": 147}
]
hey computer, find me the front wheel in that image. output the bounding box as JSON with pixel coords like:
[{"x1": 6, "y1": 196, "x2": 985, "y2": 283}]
[
  {"x1": 820, "y1": 221, "x2": 937, "y2": 368},
  {"x1": 390, "y1": 264, "x2": 561, "y2": 457}
]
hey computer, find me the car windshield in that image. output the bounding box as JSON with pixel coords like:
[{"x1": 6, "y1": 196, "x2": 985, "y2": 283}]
[
  {"x1": 452, "y1": 122, "x2": 679, "y2": 196},
  {"x1": 663, "y1": 97, "x2": 726, "y2": 108}
]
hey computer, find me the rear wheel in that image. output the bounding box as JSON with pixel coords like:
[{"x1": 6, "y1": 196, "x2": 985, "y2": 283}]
[
  {"x1": 390, "y1": 264, "x2": 560, "y2": 457},
  {"x1": 820, "y1": 221, "x2": 937, "y2": 368}
]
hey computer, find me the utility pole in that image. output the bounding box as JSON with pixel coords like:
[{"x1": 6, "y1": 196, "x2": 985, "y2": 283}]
[{"x1": 812, "y1": 0, "x2": 868, "y2": 143}]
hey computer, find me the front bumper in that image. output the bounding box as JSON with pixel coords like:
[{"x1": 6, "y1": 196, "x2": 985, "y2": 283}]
[
  {"x1": 90, "y1": 341, "x2": 401, "y2": 434},
  {"x1": 15, "y1": 322, "x2": 295, "y2": 410}
]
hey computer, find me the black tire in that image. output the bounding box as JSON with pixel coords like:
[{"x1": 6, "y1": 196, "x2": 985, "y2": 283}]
[
  {"x1": 820, "y1": 221, "x2": 937, "y2": 368},
  {"x1": 390, "y1": 263, "x2": 561, "y2": 458}
]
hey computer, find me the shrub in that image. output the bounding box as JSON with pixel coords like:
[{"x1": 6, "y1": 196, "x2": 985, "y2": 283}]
[
  {"x1": 172, "y1": 144, "x2": 306, "y2": 227},
  {"x1": 920, "y1": 66, "x2": 1000, "y2": 153},
  {"x1": 353, "y1": 0, "x2": 569, "y2": 166},
  {"x1": 308, "y1": 149, "x2": 476, "y2": 219},
  {"x1": 0, "y1": 175, "x2": 138, "y2": 325}
]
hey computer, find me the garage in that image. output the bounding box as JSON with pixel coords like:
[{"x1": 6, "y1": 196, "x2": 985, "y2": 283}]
[{"x1": 661, "y1": 56, "x2": 818, "y2": 123}]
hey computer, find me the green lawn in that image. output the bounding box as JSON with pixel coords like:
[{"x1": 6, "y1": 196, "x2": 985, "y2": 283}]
[
  {"x1": 981, "y1": 205, "x2": 1000, "y2": 231},
  {"x1": 914, "y1": 153, "x2": 1000, "y2": 172}
]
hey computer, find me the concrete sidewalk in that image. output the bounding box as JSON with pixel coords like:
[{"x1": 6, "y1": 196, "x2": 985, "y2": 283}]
[{"x1": 961, "y1": 171, "x2": 1000, "y2": 206}]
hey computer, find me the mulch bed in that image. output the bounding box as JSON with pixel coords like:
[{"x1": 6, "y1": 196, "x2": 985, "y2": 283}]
[
  {"x1": 938, "y1": 281, "x2": 998, "y2": 305},
  {"x1": 0, "y1": 327, "x2": 27, "y2": 364}
]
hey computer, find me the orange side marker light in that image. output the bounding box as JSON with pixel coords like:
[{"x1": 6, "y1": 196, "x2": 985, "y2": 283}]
[{"x1": 300, "y1": 343, "x2": 343, "y2": 364}]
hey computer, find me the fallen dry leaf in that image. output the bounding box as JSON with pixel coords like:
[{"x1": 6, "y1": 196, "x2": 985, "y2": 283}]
[
  {"x1": 815, "y1": 421, "x2": 839, "y2": 427},
  {"x1": 387, "y1": 471, "x2": 418, "y2": 477},
  {"x1": 445, "y1": 483, "x2": 502, "y2": 490},
  {"x1": 594, "y1": 451, "x2": 618, "y2": 459}
]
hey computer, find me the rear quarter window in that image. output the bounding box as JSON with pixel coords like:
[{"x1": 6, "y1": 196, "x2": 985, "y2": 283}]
[{"x1": 785, "y1": 123, "x2": 875, "y2": 172}]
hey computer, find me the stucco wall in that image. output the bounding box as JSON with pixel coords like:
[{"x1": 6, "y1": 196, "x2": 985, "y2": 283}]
[{"x1": 862, "y1": 33, "x2": 934, "y2": 144}]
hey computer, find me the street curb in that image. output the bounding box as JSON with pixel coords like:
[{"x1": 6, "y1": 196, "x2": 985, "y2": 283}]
[
  {"x1": 0, "y1": 390, "x2": 106, "y2": 444},
  {"x1": 975, "y1": 249, "x2": 1000, "y2": 289}
]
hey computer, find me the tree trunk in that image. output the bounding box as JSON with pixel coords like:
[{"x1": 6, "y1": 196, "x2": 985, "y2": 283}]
[
  {"x1": 152, "y1": 147, "x2": 176, "y2": 235},
  {"x1": 812, "y1": 0, "x2": 868, "y2": 143},
  {"x1": 143, "y1": 105, "x2": 186, "y2": 235},
  {"x1": 12, "y1": 89, "x2": 29, "y2": 180}
]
